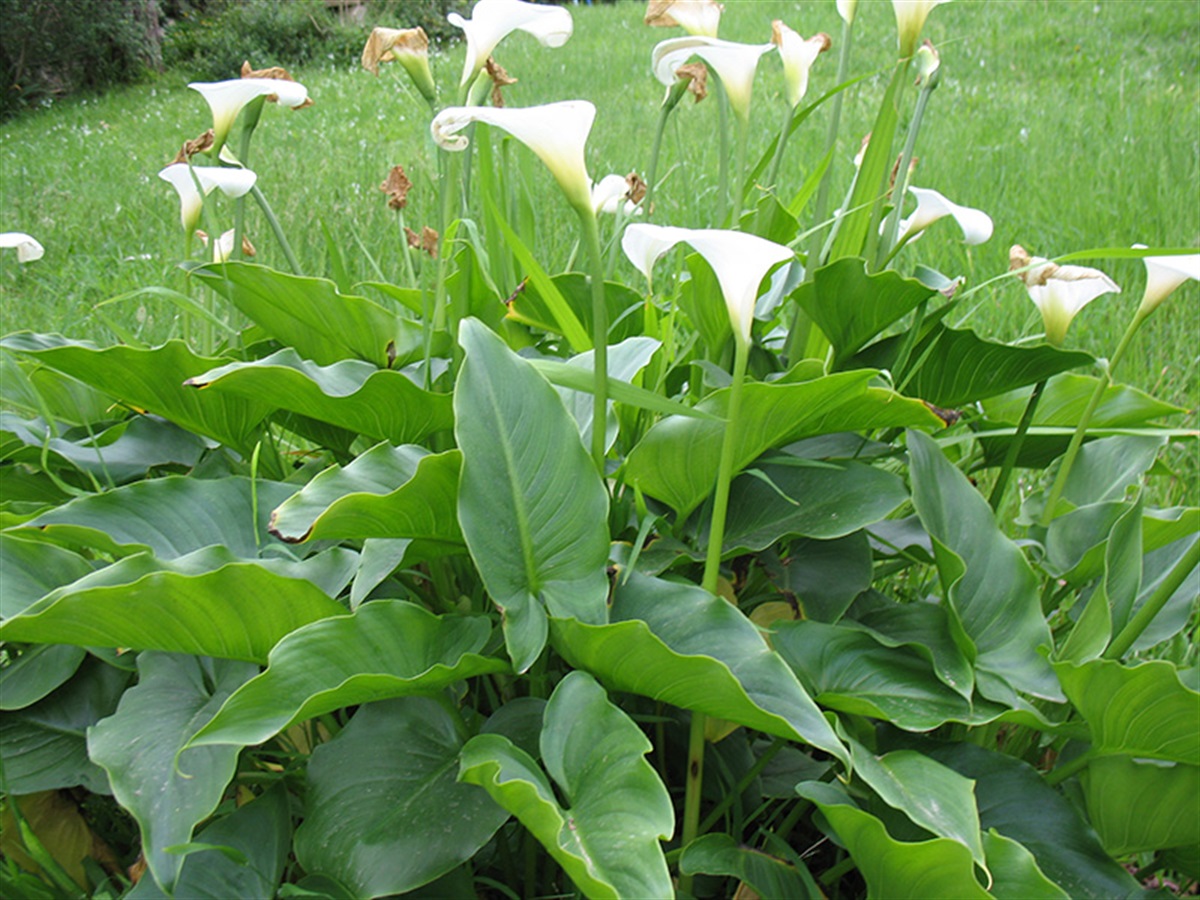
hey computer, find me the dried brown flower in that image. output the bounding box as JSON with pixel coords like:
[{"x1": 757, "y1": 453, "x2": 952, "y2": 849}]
[
  {"x1": 625, "y1": 171, "x2": 648, "y2": 204},
  {"x1": 381, "y1": 165, "x2": 413, "y2": 210},
  {"x1": 485, "y1": 57, "x2": 518, "y2": 108},
  {"x1": 173, "y1": 128, "x2": 214, "y2": 164},
  {"x1": 406, "y1": 225, "x2": 439, "y2": 258},
  {"x1": 675, "y1": 62, "x2": 708, "y2": 102}
]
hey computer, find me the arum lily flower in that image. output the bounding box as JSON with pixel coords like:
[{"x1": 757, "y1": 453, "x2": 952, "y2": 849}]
[
  {"x1": 771, "y1": 21, "x2": 831, "y2": 109},
  {"x1": 623, "y1": 224, "x2": 792, "y2": 346},
  {"x1": 896, "y1": 187, "x2": 992, "y2": 245},
  {"x1": 190, "y1": 74, "x2": 309, "y2": 149},
  {"x1": 431, "y1": 100, "x2": 594, "y2": 214},
  {"x1": 893, "y1": 0, "x2": 950, "y2": 56},
  {"x1": 1133, "y1": 244, "x2": 1200, "y2": 316},
  {"x1": 158, "y1": 163, "x2": 257, "y2": 235},
  {"x1": 644, "y1": 0, "x2": 722, "y2": 37},
  {"x1": 591, "y1": 174, "x2": 642, "y2": 216},
  {"x1": 448, "y1": 0, "x2": 572, "y2": 89},
  {"x1": 361, "y1": 26, "x2": 437, "y2": 103},
  {"x1": 1010, "y1": 245, "x2": 1119, "y2": 346},
  {"x1": 197, "y1": 229, "x2": 256, "y2": 263},
  {"x1": 0, "y1": 232, "x2": 44, "y2": 263},
  {"x1": 837, "y1": 0, "x2": 858, "y2": 25},
  {"x1": 652, "y1": 36, "x2": 773, "y2": 123}
]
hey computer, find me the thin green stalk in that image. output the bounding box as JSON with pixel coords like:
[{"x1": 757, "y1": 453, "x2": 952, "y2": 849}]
[
  {"x1": 678, "y1": 709, "x2": 707, "y2": 897},
  {"x1": 875, "y1": 75, "x2": 938, "y2": 270},
  {"x1": 765, "y1": 104, "x2": 796, "y2": 199},
  {"x1": 1039, "y1": 309, "x2": 1146, "y2": 525},
  {"x1": 989, "y1": 378, "x2": 1047, "y2": 511},
  {"x1": 249, "y1": 184, "x2": 301, "y2": 275},
  {"x1": 714, "y1": 78, "x2": 731, "y2": 226},
  {"x1": 646, "y1": 83, "x2": 686, "y2": 218},
  {"x1": 396, "y1": 208, "x2": 418, "y2": 288},
  {"x1": 579, "y1": 208, "x2": 609, "y2": 474},
  {"x1": 434, "y1": 150, "x2": 461, "y2": 335},
  {"x1": 807, "y1": 16, "x2": 855, "y2": 270},
  {"x1": 1105, "y1": 538, "x2": 1200, "y2": 659},
  {"x1": 698, "y1": 737, "x2": 785, "y2": 834},
  {"x1": 1043, "y1": 749, "x2": 1094, "y2": 787},
  {"x1": 731, "y1": 114, "x2": 751, "y2": 225}
]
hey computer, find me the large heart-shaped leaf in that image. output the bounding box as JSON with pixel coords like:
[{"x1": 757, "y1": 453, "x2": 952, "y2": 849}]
[
  {"x1": 625, "y1": 372, "x2": 939, "y2": 517},
  {"x1": 294, "y1": 698, "x2": 510, "y2": 899},
  {"x1": 459, "y1": 672, "x2": 675, "y2": 900},
  {"x1": 908, "y1": 430, "x2": 1062, "y2": 703},
  {"x1": 87, "y1": 653, "x2": 257, "y2": 893},
  {"x1": 0, "y1": 534, "x2": 93, "y2": 619},
  {"x1": 190, "y1": 262, "x2": 426, "y2": 368},
  {"x1": 551, "y1": 572, "x2": 848, "y2": 765},
  {"x1": 189, "y1": 601, "x2": 505, "y2": 748},
  {"x1": 983, "y1": 373, "x2": 1183, "y2": 428},
  {"x1": 1082, "y1": 756, "x2": 1199, "y2": 857},
  {"x1": 186, "y1": 349, "x2": 453, "y2": 445},
  {"x1": 0, "y1": 334, "x2": 272, "y2": 455},
  {"x1": 455, "y1": 319, "x2": 609, "y2": 673}
]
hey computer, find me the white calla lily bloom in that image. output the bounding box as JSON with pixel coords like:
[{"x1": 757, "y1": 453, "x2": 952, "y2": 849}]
[
  {"x1": 652, "y1": 36, "x2": 773, "y2": 123},
  {"x1": 158, "y1": 163, "x2": 258, "y2": 235},
  {"x1": 644, "y1": 0, "x2": 722, "y2": 37},
  {"x1": 591, "y1": 174, "x2": 640, "y2": 216},
  {"x1": 1011, "y1": 245, "x2": 1119, "y2": 346},
  {"x1": 432, "y1": 101, "x2": 594, "y2": 214},
  {"x1": 771, "y1": 21, "x2": 830, "y2": 109},
  {"x1": 893, "y1": 0, "x2": 949, "y2": 56},
  {"x1": 448, "y1": 0, "x2": 573, "y2": 88},
  {"x1": 1133, "y1": 244, "x2": 1200, "y2": 316},
  {"x1": 623, "y1": 224, "x2": 793, "y2": 345},
  {"x1": 190, "y1": 77, "x2": 309, "y2": 148},
  {"x1": 897, "y1": 187, "x2": 992, "y2": 245},
  {"x1": 0, "y1": 232, "x2": 44, "y2": 263},
  {"x1": 837, "y1": 0, "x2": 858, "y2": 25}
]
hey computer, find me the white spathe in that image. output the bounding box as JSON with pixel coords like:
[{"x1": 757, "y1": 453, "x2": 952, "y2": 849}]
[
  {"x1": 189, "y1": 77, "x2": 309, "y2": 147},
  {"x1": 448, "y1": 0, "x2": 572, "y2": 88},
  {"x1": 837, "y1": 0, "x2": 858, "y2": 25},
  {"x1": 623, "y1": 223, "x2": 793, "y2": 345},
  {"x1": 1134, "y1": 244, "x2": 1200, "y2": 316},
  {"x1": 0, "y1": 232, "x2": 44, "y2": 263},
  {"x1": 644, "y1": 0, "x2": 722, "y2": 37},
  {"x1": 431, "y1": 101, "x2": 594, "y2": 214},
  {"x1": 591, "y1": 174, "x2": 640, "y2": 216},
  {"x1": 1013, "y1": 246, "x2": 1119, "y2": 346},
  {"x1": 897, "y1": 187, "x2": 992, "y2": 245},
  {"x1": 158, "y1": 163, "x2": 258, "y2": 234},
  {"x1": 892, "y1": 0, "x2": 949, "y2": 55},
  {"x1": 652, "y1": 36, "x2": 773, "y2": 123},
  {"x1": 772, "y1": 21, "x2": 829, "y2": 109}
]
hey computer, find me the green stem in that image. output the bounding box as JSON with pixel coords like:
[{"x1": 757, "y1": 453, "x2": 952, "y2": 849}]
[
  {"x1": 646, "y1": 85, "x2": 685, "y2": 218},
  {"x1": 697, "y1": 737, "x2": 785, "y2": 834},
  {"x1": 1043, "y1": 749, "x2": 1094, "y2": 787},
  {"x1": 714, "y1": 78, "x2": 731, "y2": 226},
  {"x1": 875, "y1": 77, "x2": 937, "y2": 271},
  {"x1": 765, "y1": 104, "x2": 796, "y2": 199},
  {"x1": 396, "y1": 209, "x2": 418, "y2": 288},
  {"x1": 434, "y1": 151, "x2": 460, "y2": 335},
  {"x1": 678, "y1": 709, "x2": 707, "y2": 896},
  {"x1": 731, "y1": 113, "x2": 751, "y2": 225},
  {"x1": 989, "y1": 378, "x2": 1047, "y2": 511},
  {"x1": 249, "y1": 184, "x2": 300, "y2": 275},
  {"x1": 807, "y1": 16, "x2": 855, "y2": 270},
  {"x1": 1105, "y1": 537, "x2": 1200, "y2": 659},
  {"x1": 1039, "y1": 309, "x2": 1146, "y2": 525},
  {"x1": 579, "y1": 208, "x2": 609, "y2": 475}
]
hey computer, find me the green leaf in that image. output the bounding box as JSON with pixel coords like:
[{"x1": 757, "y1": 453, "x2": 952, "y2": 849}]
[
  {"x1": 795, "y1": 259, "x2": 938, "y2": 367},
  {"x1": 455, "y1": 319, "x2": 609, "y2": 673},
  {"x1": 552, "y1": 572, "x2": 848, "y2": 765},
  {"x1": 0, "y1": 334, "x2": 272, "y2": 455},
  {"x1": 981, "y1": 831, "x2": 1070, "y2": 900},
  {"x1": 797, "y1": 781, "x2": 991, "y2": 899},
  {"x1": 677, "y1": 251, "x2": 732, "y2": 352},
  {"x1": 0, "y1": 644, "x2": 87, "y2": 710},
  {"x1": 189, "y1": 601, "x2": 505, "y2": 748},
  {"x1": 0, "y1": 655, "x2": 129, "y2": 794},
  {"x1": 679, "y1": 833, "x2": 822, "y2": 900},
  {"x1": 850, "y1": 596, "x2": 974, "y2": 699},
  {"x1": 762, "y1": 534, "x2": 874, "y2": 623},
  {"x1": 556, "y1": 336, "x2": 660, "y2": 454},
  {"x1": 1054, "y1": 659, "x2": 1200, "y2": 763},
  {"x1": 530, "y1": 356, "x2": 718, "y2": 422},
  {"x1": 459, "y1": 671, "x2": 675, "y2": 900},
  {"x1": 512, "y1": 273, "x2": 643, "y2": 345},
  {"x1": 1082, "y1": 756, "x2": 1200, "y2": 856},
  {"x1": 294, "y1": 698, "x2": 509, "y2": 899},
  {"x1": 1061, "y1": 434, "x2": 1165, "y2": 508},
  {"x1": 1045, "y1": 503, "x2": 1198, "y2": 583},
  {"x1": 268, "y1": 444, "x2": 463, "y2": 557},
  {"x1": 186, "y1": 349, "x2": 453, "y2": 446},
  {"x1": 87, "y1": 653, "x2": 257, "y2": 893},
  {"x1": 908, "y1": 430, "x2": 1062, "y2": 703},
  {"x1": 625, "y1": 371, "x2": 939, "y2": 517},
  {"x1": 13, "y1": 476, "x2": 297, "y2": 560},
  {"x1": 189, "y1": 262, "x2": 427, "y2": 368},
  {"x1": 0, "y1": 534, "x2": 92, "y2": 619},
  {"x1": 0, "y1": 547, "x2": 348, "y2": 663}
]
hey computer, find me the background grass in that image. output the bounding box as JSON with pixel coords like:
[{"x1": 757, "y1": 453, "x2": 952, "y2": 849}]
[{"x1": 2, "y1": 0, "x2": 1197, "y2": 428}]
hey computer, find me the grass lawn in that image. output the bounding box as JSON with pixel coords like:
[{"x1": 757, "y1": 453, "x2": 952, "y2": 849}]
[{"x1": 2, "y1": 0, "x2": 1197, "y2": 420}]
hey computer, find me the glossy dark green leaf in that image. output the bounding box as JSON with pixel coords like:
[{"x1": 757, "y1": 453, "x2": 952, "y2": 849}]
[
  {"x1": 1045, "y1": 502, "x2": 1198, "y2": 583},
  {"x1": 511, "y1": 273, "x2": 644, "y2": 345},
  {"x1": 552, "y1": 572, "x2": 848, "y2": 764},
  {"x1": 189, "y1": 602, "x2": 505, "y2": 748},
  {"x1": 1082, "y1": 756, "x2": 1199, "y2": 857},
  {"x1": 794, "y1": 258, "x2": 937, "y2": 366},
  {"x1": 0, "y1": 334, "x2": 272, "y2": 455},
  {"x1": 455, "y1": 319, "x2": 609, "y2": 673},
  {"x1": 1060, "y1": 434, "x2": 1165, "y2": 508},
  {"x1": 0, "y1": 353, "x2": 113, "y2": 426},
  {"x1": 849, "y1": 596, "x2": 974, "y2": 699},
  {"x1": 190, "y1": 262, "x2": 426, "y2": 368},
  {"x1": 1129, "y1": 534, "x2": 1200, "y2": 651},
  {"x1": 459, "y1": 672, "x2": 675, "y2": 900},
  {"x1": 186, "y1": 348, "x2": 453, "y2": 445},
  {"x1": 294, "y1": 698, "x2": 509, "y2": 899},
  {"x1": 983, "y1": 374, "x2": 1183, "y2": 429},
  {"x1": 0, "y1": 644, "x2": 87, "y2": 710},
  {"x1": 13, "y1": 476, "x2": 297, "y2": 560},
  {"x1": 268, "y1": 444, "x2": 463, "y2": 556},
  {"x1": 981, "y1": 831, "x2": 1071, "y2": 899},
  {"x1": 0, "y1": 534, "x2": 92, "y2": 619},
  {"x1": 908, "y1": 430, "x2": 1062, "y2": 703},
  {"x1": 625, "y1": 371, "x2": 939, "y2": 516},
  {"x1": 88, "y1": 653, "x2": 257, "y2": 893},
  {"x1": 679, "y1": 833, "x2": 821, "y2": 900},
  {"x1": 762, "y1": 534, "x2": 874, "y2": 622},
  {"x1": 0, "y1": 547, "x2": 348, "y2": 663}
]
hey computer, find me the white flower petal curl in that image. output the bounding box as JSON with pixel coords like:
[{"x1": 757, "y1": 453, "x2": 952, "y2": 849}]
[
  {"x1": 897, "y1": 187, "x2": 992, "y2": 245},
  {"x1": 449, "y1": 0, "x2": 573, "y2": 87},
  {"x1": 1012, "y1": 246, "x2": 1119, "y2": 346},
  {"x1": 190, "y1": 78, "x2": 309, "y2": 146},
  {"x1": 772, "y1": 21, "x2": 830, "y2": 109},
  {"x1": 158, "y1": 163, "x2": 258, "y2": 234},
  {"x1": 622, "y1": 223, "x2": 793, "y2": 345},
  {"x1": 591, "y1": 174, "x2": 640, "y2": 216},
  {"x1": 1133, "y1": 244, "x2": 1200, "y2": 316},
  {"x1": 0, "y1": 232, "x2": 44, "y2": 263},
  {"x1": 431, "y1": 101, "x2": 594, "y2": 213},
  {"x1": 652, "y1": 36, "x2": 773, "y2": 122}
]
